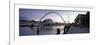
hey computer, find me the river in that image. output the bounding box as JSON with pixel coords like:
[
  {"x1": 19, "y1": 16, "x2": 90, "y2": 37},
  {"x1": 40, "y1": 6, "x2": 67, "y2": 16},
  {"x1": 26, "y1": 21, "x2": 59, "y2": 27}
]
[{"x1": 19, "y1": 26, "x2": 64, "y2": 36}]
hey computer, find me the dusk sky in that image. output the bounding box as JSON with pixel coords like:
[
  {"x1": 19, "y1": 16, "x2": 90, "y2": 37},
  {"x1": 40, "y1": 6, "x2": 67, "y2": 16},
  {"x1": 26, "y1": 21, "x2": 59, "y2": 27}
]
[{"x1": 19, "y1": 8, "x2": 87, "y2": 23}]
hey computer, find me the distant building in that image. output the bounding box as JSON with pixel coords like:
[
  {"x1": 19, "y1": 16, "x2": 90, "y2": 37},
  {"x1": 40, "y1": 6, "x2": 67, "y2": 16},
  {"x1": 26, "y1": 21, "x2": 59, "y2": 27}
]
[{"x1": 43, "y1": 19, "x2": 53, "y2": 24}]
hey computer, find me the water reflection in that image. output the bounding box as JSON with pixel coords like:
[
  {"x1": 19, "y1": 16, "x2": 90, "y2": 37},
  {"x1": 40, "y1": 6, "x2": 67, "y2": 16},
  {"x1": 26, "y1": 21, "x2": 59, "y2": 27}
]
[{"x1": 19, "y1": 25, "x2": 64, "y2": 36}]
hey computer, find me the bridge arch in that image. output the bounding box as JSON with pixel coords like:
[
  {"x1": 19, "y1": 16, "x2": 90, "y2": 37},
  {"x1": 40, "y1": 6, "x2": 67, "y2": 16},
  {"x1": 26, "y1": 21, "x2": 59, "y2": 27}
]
[{"x1": 39, "y1": 11, "x2": 65, "y2": 23}]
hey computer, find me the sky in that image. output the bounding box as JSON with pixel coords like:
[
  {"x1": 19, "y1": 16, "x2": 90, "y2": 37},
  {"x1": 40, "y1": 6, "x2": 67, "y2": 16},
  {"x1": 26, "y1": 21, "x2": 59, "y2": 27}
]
[{"x1": 19, "y1": 8, "x2": 87, "y2": 23}]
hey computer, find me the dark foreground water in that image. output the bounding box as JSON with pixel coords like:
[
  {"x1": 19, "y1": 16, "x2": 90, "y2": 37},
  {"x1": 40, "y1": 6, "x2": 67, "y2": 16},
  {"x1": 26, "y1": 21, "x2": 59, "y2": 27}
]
[
  {"x1": 19, "y1": 25, "x2": 89, "y2": 36},
  {"x1": 19, "y1": 26, "x2": 64, "y2": 36}
]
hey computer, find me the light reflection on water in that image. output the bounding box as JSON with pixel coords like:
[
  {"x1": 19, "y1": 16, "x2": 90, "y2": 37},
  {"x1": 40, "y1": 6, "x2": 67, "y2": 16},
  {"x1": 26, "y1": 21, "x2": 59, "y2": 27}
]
[{"x1": 19, "y1": 26, "x2": 64, "y2": 36}]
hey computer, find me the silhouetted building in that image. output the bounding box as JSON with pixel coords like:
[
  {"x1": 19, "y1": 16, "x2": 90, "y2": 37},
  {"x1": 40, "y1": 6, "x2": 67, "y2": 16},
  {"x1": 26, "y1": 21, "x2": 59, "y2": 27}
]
[
  {"x1": 65, "y1": 12, "x2": 90, "y2": 34},
  {"x1": 43, "y1": 19, "x2": 53, "y2": 23},
  {"x1": 42, "y1": 19, "x2": 53, "y2": 26},
  {"x1": 74, "y1": 12, "x2": 90, "y2": 27}
]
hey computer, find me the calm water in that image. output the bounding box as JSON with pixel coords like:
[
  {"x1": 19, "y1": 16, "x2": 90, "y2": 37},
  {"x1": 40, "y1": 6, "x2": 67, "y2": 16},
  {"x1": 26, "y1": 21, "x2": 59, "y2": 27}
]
[{"x1": 19, "y1": 26, "x2": 64, "y2": 36}]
